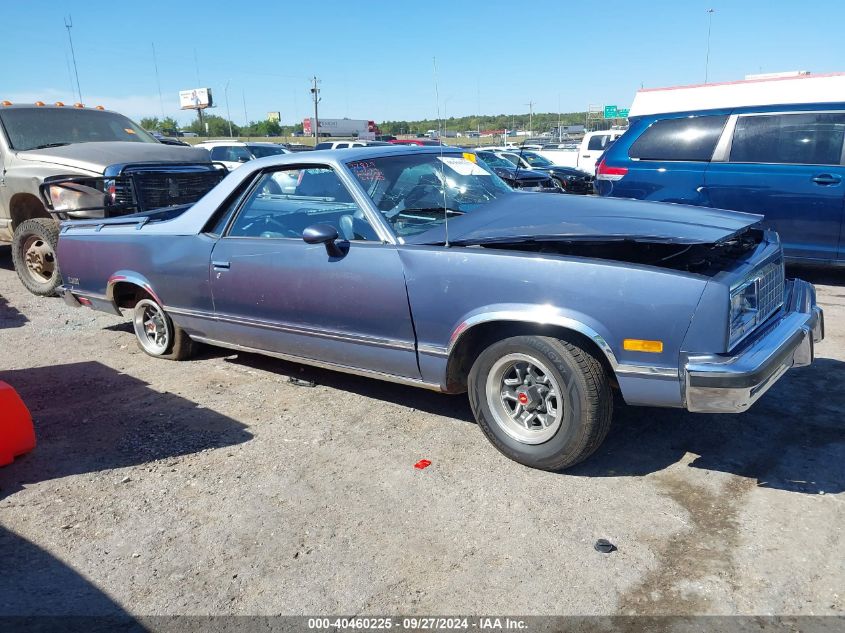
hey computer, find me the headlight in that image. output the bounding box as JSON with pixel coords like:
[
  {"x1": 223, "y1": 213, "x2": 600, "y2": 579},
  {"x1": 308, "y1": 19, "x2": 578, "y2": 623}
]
[
  {"x1": 44, "y1": 181, "x2": 106, "y2": 212},
  {"x1": 729, "y1": 278, "x2": 759, "y2": 347}
]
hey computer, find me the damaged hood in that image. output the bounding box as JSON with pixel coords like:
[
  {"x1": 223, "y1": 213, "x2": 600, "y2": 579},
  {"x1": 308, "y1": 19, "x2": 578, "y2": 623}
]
[
  {"x1": 405, "y1": 193, "x2": 762, "y2": 246},
  {"x1": 17, "y1": 142, "x2": 212, "y2": 174}
]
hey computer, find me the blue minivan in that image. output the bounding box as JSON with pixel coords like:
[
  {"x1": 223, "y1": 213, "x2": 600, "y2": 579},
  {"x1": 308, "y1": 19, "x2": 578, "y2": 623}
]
[{"x1": 595, "y1": 103, "x2": 845, "y2": 263}]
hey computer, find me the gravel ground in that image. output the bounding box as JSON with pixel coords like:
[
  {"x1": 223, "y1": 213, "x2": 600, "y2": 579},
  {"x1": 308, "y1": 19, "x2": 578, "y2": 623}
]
[{"x1": 0, "y1": 244, "x2": 843, "y2": 618}]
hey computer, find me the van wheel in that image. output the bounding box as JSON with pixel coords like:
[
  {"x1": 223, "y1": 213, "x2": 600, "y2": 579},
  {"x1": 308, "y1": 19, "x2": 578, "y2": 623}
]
[
  {"x1": 468, "y1": 336, "x2": 613, "y2": 471},
  {"x1": 132, "y1": 298, "x2": 194, "y2": 361},
  {"x1": 11, "y1": 218, "x2": 61, "y2": 296}
]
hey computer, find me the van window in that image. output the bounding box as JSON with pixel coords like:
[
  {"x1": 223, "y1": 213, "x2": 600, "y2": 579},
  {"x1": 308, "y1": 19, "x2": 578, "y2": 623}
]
[
  {"x1": 730, "y1": 113, "x2": 845, "y2": 165},
  {"x1": 628, "y1": 115, "x2": 728, "y2": 161}
]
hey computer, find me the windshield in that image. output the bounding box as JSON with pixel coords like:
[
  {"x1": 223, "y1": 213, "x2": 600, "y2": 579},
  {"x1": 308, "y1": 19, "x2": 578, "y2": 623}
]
[
  {"x1": 347, "y1": 152, "x2": 512, "y2": 238},
  {"x1": 248, "y1": 144, "x2": 287, "y2": 158},
  {"x1": 0, "y1": 108, "x2": 157, "y2": 150},
  {"x1": 521, "y1": 151, "x2": 553, "y2": 167},
  {"x1": 476, "y1": 151, "x2": 515, "y2": 169}
]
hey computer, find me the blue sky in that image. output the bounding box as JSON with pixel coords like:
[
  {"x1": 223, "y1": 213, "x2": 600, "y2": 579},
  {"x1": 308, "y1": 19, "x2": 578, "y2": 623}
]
[{"x1": 2, "y1": 0, "x2": 843, "y2": 126}]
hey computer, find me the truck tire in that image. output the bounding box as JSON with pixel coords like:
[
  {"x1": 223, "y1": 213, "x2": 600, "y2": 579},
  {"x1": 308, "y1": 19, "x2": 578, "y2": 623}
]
[
  {"x1": 11, "y1": 218, "x2": 62, "y2": 297},
  {"x1": 132, "y1": 298, "x2": 194, "y2": 361},
  {"x1": 468, "y1": 335, "x2": 613, "y2": 471}
]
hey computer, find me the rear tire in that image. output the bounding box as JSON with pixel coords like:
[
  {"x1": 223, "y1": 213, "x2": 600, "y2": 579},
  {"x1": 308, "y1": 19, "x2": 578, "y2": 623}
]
[
  {"x1": 132, "y1": 298, "x2": 194, "y2": 361},
  {"x1": 468, "y1": 335, "x2": 613, "y2": 471},
  {"x1": 11, "y1": 218, "x2": 61, "y2": 296}
]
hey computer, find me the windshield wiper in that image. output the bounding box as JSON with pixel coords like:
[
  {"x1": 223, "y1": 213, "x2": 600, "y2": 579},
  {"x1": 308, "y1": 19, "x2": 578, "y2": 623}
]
[{"x1": 31, "y1": 142, "x2": 71, "y2": 150}]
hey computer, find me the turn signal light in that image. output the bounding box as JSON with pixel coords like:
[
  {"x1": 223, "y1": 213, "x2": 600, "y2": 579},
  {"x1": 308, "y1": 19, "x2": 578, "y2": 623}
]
[{"x1": 623, "y1": 339, "x2": 664, "y2": 353}]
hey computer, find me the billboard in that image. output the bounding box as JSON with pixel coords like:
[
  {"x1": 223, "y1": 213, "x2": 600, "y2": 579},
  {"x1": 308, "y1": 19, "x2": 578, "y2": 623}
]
[
  {"x1": 179, "y1": 88, "x2": 213, "y2": 110},
  {"x1": 267, "y1": 111, "x2": 281, "y2": 122}
]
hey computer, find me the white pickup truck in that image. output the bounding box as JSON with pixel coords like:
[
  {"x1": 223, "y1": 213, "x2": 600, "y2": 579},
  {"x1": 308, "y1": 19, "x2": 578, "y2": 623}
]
[{"x1": 535, "y1": 130, "x2": 626, "y2": 174}]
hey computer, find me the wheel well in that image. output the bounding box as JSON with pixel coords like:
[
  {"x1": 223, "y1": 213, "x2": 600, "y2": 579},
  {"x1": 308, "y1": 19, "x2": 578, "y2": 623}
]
[
  {"x1": 110, "y1": 282, "x2": 152, "y2": 310},
  {"x1": 10, "y1": 193, "x2": 51, "y2": 229},
  {"x1": 444, "y1": 321, "x2": 618, "y2": 393}
]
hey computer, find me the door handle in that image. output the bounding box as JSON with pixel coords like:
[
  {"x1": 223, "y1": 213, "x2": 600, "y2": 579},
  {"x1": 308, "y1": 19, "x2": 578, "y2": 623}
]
[
  {"x1": 812, "y1": 174, "x2": 841, "y2": 185},
  {"x1": 212, "y1": 260, "x2": 231, "y2": 269}
]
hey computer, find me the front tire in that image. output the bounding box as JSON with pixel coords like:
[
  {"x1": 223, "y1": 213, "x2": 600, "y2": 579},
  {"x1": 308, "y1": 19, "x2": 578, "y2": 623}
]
[
  {"x1": 132, "y1": 298, "x2": 194, "y2": 361},
  {"x1": 11, "y1": 218, "x2": 61, "y2": 296},
  {"x1": 468, "y1": 335, "x2": 613, "y2": 471}
]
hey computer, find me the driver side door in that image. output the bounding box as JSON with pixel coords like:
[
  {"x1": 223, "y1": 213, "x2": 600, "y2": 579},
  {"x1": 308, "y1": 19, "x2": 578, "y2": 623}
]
[{"x1": 207, "y1": 166, "x2": 420, "y2": 379}]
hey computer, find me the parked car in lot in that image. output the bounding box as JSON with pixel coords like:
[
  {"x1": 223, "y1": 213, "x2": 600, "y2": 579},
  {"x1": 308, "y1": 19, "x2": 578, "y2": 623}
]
[
  {"x1": 198, "y1": 140, "x2": 291, "y2": 171},
  {"x1": 57, "y1": 146, "x2": 823, "y2": 471},
  {"x1": 475, "y1": 151, "x2": 561, "y2": 191},
  {"x1": 0, "y1": 102, "x2": 224, "y2": 295},
  {"x1": 534, "y1": 132, "x2": 624, "y2": 173},
  {"x1": 595, "y1": 102, "x2": 845, "y2": 264},
  {"x1": 494, "y1": 150, "x2": 594, "y2": 194}
]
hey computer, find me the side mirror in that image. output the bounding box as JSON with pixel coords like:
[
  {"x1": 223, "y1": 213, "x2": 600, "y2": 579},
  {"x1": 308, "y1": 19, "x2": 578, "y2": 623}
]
[
  {"x1": 238, "y1": 156, "x2": 250, "y2": 162},
  {"x1": 302, "y1": 223, "x2": 346, "y2": 257}
]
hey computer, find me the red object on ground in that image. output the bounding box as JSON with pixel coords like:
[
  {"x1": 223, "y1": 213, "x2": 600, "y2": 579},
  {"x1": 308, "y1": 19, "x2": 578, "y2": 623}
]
[
  {"x1": 0, "y1": 381, "x2": 35, "y2": 466},
  {"x1": 414, "y1": 459, "x2": 432, "y2": 470}
]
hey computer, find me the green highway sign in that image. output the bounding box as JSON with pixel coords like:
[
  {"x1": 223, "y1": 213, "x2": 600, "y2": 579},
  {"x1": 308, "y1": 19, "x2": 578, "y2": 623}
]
[
  {"x1": 618, "y1": 108, "x2": 630, "y2": 118},
  {"x1": 603, "y1": 105, "x2": 618, "y2": 119}
]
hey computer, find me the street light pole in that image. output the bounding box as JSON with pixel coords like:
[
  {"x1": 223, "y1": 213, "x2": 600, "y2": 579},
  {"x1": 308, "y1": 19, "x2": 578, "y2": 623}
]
[
  {"x1": 224, "y1": 80, "x2": 233, "y2": 138},
  {"x1": 705, "y1": 8, "x2": 715, "y2": 84}
]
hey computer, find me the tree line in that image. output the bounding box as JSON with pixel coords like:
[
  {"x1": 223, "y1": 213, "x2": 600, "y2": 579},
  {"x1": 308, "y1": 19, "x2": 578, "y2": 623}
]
[{"x1": 139, "y1": 110, "x2": 588, "y2": 138}]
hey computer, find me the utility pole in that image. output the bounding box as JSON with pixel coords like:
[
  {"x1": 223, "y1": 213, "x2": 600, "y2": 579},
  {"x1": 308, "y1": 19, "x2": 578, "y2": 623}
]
[
  {"x1": 705, "y1": 8, "x2": 715, "y2": 84},
  {"x1": 525, "y1": 101, "x2": 534, "y2": 135},
  {"x1": 242, "y1": 90, "x2": 248, "y2": 126},
  {"x1": 64, "y1": 16, "x2": 82, "y2": 102},
  {"x1": 557, "y1": 94, "x2": 562, "y2": 142},
  {"x1": 310, "y1": 76, "x2": 321, "y2": 143},
  {"x1": 224, "y1": 80, "x2": 233, "y2": 137}
]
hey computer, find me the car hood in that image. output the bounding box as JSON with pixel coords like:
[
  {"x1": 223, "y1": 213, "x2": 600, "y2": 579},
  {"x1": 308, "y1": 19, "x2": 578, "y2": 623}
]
[
  {"x1": 491, "y1": 166, "x2": 547, "y2": 182},
  {"x1": 538, "y1": 165, "x2": 591, "y2": 178},
  {"x1": 17, "y1": 141, "x2": 212, "y2": 174},
  {"x1": 405, "y1": 193, "x2": 762, "y2": 246}
]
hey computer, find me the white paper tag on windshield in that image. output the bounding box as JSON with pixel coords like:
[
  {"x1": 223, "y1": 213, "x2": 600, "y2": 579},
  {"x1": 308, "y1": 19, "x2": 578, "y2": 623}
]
[{"x1": 437, "y1": 156, "x2": 490, "y2": 176}]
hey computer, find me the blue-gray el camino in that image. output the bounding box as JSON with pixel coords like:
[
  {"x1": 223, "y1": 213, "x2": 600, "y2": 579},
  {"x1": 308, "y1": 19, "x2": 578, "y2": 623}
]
[{"x1": 56, "y1": 146, "x2": 824, "y2": 471}]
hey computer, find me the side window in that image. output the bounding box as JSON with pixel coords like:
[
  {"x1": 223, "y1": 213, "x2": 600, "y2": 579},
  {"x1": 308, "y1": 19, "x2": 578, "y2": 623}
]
[
  {"x1": 226, "y1": 167, "x2": 378, "y2": 241},
  {"x1": 225, "y1": 146, "x2": 252, "y2": 163},
  {"x1": 629, "y1": 115, "x2": 729, "y2": 161},
  {"x1": 730, "y1": 113, "x2": 845, "y2": 165},
  {"x1": 334, "y1": 143, "x2": 349, "y2": 149},
  {"x1": 209, "y1": 146, "x2": 228, "y2": 161}
]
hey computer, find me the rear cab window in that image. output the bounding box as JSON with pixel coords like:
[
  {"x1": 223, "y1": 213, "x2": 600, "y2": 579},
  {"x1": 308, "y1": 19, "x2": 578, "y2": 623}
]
[{"x1": 628, "y1": 115, "x2": 729, "y2": 161}]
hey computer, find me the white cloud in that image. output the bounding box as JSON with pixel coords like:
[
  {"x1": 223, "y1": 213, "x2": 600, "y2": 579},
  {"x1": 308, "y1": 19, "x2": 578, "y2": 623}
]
[{"x1": 5, "y1": 89, "x2": 189, "y2": 123}]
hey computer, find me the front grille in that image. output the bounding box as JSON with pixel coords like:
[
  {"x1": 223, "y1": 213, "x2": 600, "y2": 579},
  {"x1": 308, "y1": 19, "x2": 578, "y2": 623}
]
[
  {"x1": 756, "y1": 258, "x2": 785, "y2": 323},
  {"x1": 132, "y1": 170, "x2": 223, "y2": 211},
  {"x1": 729, "y1": 257, "x2": 785, "y2": 349}
]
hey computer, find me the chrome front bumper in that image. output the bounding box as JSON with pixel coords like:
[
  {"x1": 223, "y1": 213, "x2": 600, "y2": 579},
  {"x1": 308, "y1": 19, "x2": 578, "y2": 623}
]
[{"x1": 684, "y1": 279, "x2": 823, "y2": 413}]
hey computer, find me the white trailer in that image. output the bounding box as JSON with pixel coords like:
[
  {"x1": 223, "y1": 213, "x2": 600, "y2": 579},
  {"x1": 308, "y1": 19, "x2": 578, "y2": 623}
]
[
  {"x1": 629, "y1": 72, "x2": 845, "y2": 118},
  {"x1": 303, "y1": 118, "x2": 378, "y2": 137}
]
